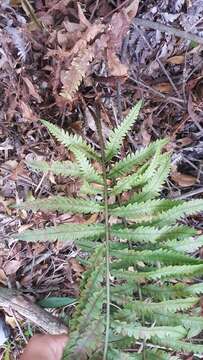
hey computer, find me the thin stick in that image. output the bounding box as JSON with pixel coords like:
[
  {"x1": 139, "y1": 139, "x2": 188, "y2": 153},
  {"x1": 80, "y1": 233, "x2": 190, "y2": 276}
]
[
  {"x1": 134, "y1": 25, "x2": 182, "y2": 99},
  {"x1": 171, "y1": 187, "x2": 203, "y2": 200},
  {"x1": 133, "y1": 18, "x2": 203, "y2": 45},
  {"x1": 10, "y1": 307, "x2": 28, "y2": 344},
  {"x1": 93, "y1": 105, "x2": 110, "y2": 360}
]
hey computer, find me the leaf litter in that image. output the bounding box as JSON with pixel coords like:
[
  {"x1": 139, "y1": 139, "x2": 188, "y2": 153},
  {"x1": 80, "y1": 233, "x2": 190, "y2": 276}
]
[{"x1": 0, "y1": 0, "x2": 203, "y2": 357}]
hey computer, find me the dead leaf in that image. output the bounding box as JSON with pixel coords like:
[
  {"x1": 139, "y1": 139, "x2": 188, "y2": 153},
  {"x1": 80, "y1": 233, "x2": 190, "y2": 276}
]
[
  {"x1": 171, "y1": 171, "x2": 197, "y2": 187},
  {"x1": 77, "y1": 3, "x2": 91, "y2": 29},
  {"x1": 0, "y1": 269, "x2": 8, "y2": 285},
  {"x1": 153, "y1": 82, "x2": 173, "y2": 93},
  {"x1": 167, "y1": 55, "x2": 185, "y2": 64},
  {"x1": 85, "y1": 214, "x2": 98, "y2": 225},
  {"x1": 20, "y1": 101, "x2": 38, "y2": 121},
  {"x1": 69, "y1": 258, "x2": 84, "y2": 277},
  {"x1": 125, "y1": 0, "x2": 140, "y2": 19},
  {"x1": 3, "y1": 260, "x2": 22, "y2": 276},
  {"x1": 107, "y1": 50, "x2": 128, "y2": 77},
  {"x1": 23, "y1": 77, "x2": 42, "y2": 103}
]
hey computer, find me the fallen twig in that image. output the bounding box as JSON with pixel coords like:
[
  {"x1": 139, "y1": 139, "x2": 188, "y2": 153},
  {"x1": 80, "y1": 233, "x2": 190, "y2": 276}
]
[
  {"x1": 133, "y1": 18, "x2": 203, "y2": 45},
  {"x1": 0, "y1": 287, "x2": 67, "y2": 335}
]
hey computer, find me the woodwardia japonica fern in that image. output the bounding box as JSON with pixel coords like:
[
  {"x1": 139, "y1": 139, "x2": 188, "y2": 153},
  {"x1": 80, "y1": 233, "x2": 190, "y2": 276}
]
[{"x1": 16, "y1": 101, "x2": 203, "y2": 359}]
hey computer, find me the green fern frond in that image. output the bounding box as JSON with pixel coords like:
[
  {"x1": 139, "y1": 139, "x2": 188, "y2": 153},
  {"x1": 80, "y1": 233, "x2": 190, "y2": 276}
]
[
  {"x1": 17, "y1": 223, "x2": 105, "y2": 242},
  {"x1": 28, "y1": 160, "x2": 81, "y2": 178},
  {"x1": 108, "y1": 348, "x2": 180, "y2": 360},
  {"x1": 111, "y1": 224, "x2": 196, "y2": 244},
  {"x1": 121, "y1": 297, "x2": 198, "y2": 318},
  {"x1": 137, "y1": 283, "x2": 203, "y2": 301},
  {"x1": 71, "y1": 246, "x2": 105, "y2": 329},
  {"x1": 112, "y1": 321, "x2": 187, "y2": 340},
  {"x1": 114, "y1": 264, "x2": 203, "y2": 283},
  {"x1": 63, "y1": 247, "x2": 105, "y2": 359},
  {"x1": 108, "y1": 139, "x2": 168, "y2": 178},
  {"x1": 111, "y1": 249, "x2": 202, "y2": 269},
  {"x1": 19, "y1": 196, "x2": 104, "y2": 214},
  {"x1": 165, "y1": 234, "x2": 203, "y2": 253},
  {"x1": 41, "y1": 120, "x2": 100, "y2": 161},
  {"x1": 110, "y1": 170, "x2": 146, "y2": 196},
  {"x1": 105, "y1": 101, "x2": 142, "y2": 161},
  {"x1": 155, "y1": 338, "x2": 203, "y2": 355},
  {"x1": 110, "y1": 148, "x2": 168, "y2": 196},
  {"x1": 156, "y1": 199, "x2": 203, "y2": 225},
  {"x1": 80, "y1": 181, "x2": 103, "y2": 195},
  {"x1": 63, "y1": 320, "x2": 104, "y2": 360},
  {"x1": 17, "y1": 103, "x2": 203, "y2": 359},
  {"x1": 138, "y1": 311, "x2": 203, "y2": 338},
  {"x1": 109, "y1": 199, "x2": 182, "y2": 221},
  {"x1": 73, "y1": 148, "x2": 103, "y2": 184},
  {"x1": 131, "y1": 154, "x2": 171, "y2": 203}
]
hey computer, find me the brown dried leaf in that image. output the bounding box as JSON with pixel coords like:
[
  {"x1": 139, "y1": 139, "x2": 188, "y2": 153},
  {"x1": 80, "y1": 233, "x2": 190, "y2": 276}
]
[
  {"x1": 60, "y1": 46, "x2": 95, "y2": 101},
  {"x1": 23, "y1": 77, "x2": 42, "y2": 103},
  {"x1": 107, "y1": 49, "x2": 128, "y2": 77},
  {"x1": 3, "y1": 260, "x2": 22, "y2": 276},
  {"x1": 69, "y1": 258, "x2": 84, "y2": 277},
  {"x1": 167, "y1": 55, "x2": 185, "y2": 64},
  {"x1": 108, "y1": 10, "x2": 130, "y2": 53},
  {"x1": 171, "y1": 171, "x2": 197, "y2": 187},
  {"x1": 77, "y1": 3, "x2": 91, "y2": 28},
  {"x1": 125, "y1": 0, "x2": 140, "y2": 19},
  {"x1": 0, "y1": 269, "x2": 8, "y2": 285},
  {"x1": 153, "y1": 82, "x2": 173, "y2": 93}
]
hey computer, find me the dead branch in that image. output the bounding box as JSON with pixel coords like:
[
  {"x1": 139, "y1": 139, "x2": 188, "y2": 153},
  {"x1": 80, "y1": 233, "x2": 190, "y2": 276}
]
[
  {"x1": 133, "y1": 18, "x2": 203, "y2": 46},
  {"x1": 0, "y1": 287, "x2": 68, "y2": 335}
]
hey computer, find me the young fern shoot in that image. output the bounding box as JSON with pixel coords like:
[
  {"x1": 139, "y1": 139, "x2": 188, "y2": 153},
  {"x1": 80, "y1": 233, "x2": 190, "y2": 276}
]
[{"x1": 17, "y1": 101, "x2": 203, "y2": 359}]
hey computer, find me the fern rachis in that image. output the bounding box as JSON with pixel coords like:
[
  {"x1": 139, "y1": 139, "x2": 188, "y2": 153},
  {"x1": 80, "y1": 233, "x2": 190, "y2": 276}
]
[{"x1": 16, "y1": 102, "x2": 203, "y2": 359}]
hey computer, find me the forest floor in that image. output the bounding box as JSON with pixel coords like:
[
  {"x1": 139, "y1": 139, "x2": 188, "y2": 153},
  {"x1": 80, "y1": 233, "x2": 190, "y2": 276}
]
[{"x1": 0, "y1": 0, "x2": 203, "y2": 358}]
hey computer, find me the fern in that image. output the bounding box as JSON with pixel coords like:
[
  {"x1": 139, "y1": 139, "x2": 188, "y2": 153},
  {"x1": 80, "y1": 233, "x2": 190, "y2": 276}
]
[
  {"x1": 105, "y1": 101, "x2": 142, "y2": 161},
  {"x1": 16, "y1": 103, "x2": 203, "y2": 359},
  {"x1": 19, "y1": 196, "x2": 104, "y2": 214}
]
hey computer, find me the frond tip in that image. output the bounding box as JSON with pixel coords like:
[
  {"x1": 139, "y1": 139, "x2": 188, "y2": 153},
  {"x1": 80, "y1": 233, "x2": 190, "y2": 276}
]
[{"x1": 105, "y1": 100, "x2": 142, "y2": 161}]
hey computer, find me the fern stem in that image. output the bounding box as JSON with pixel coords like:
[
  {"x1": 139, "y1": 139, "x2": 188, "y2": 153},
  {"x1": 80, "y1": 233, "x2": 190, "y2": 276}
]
[{"x1": 93, "y1": 106, "x2": 110, "y2": 360}]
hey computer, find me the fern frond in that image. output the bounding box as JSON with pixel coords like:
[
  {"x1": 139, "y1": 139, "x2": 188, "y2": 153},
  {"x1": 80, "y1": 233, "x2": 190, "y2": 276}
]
[
  {"x1": 63, "y1": 320, "x2": 104, "y2": 360},
  {"x1": 17, "y1": 223, "x2": 105, "y2": 242},
  {"x1": 28, "y1": 160, "x2": 81, "y2": 178},
  {"x1": 108, "y1": 139, "x2": 168, "y2": 178},
  {"x1": 114, "y1": 264, "x2": 203, "y2": 283},
  {"x1": 80, "y1": 181, "x2": 103, "y2": 195},
  {"x1": 121, "y1": 298, "x2": 198, "y2": 318},
  {"x1": 165, "y1": 234, "x2": 203, "y2": 253},
  {"x1": 105, "y1": 101, "x2": 142, "y2": 161},
  {"x1": 112, "y1": 321, "x2": 187, "y2": 340},
  {"x1": 18, "y1": 102, "x2": 203, "y2": 359},
  {"x1": 19, "y1": 196, "x2": 103, "y2": 214},
  {"x1": 111, "y1": 224, "x2": 196, "y2": 244},
  {"x1": 156, "y1": 199, "x2": 203, "y2": 226},
  {"x1": 137, "y1": 283, "x2": 203, "y2": 301},
  {"x1": 71, "y1": 246, "x2": 105, "y2": 329},
  {"x1": 131, "y1": 154, "x2": 171, "y2": 203},
  {"x1": 109, "y1": 199, "x2": 182, "y2": 221},
  {"x1": 108, "y1": 348, "x2": 180, "y2": 360},
  {"x1": 111, "y1": 249, "x2": 202, "y2": 269},
  {"x1": 137, "y1": 311, "x2": 203, "y2": 338},
  {"x1": 110, "y1": 170, "x2": 145, "y2": 196},
  {"x1": 63, "y1": 246, "x2": 105, "y2": 359},
  {"x1": 73, "y1": 148, "x2": 103, "y2": 184},
  {"x1": 155, "y1": 338, "x2": 203, "y2": 355},
  {"x1": 41, "y1": 120, "x2": 99, "y2": 161},
  {"x1": 60, "y1": 46, "x2": 95, "y2": 102}
]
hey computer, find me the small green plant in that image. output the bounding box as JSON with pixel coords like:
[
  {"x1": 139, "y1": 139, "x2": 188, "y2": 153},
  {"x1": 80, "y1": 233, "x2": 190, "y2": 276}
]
[{"x1": 17, "y1": 101, "x2": 203, "y2": 359}]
